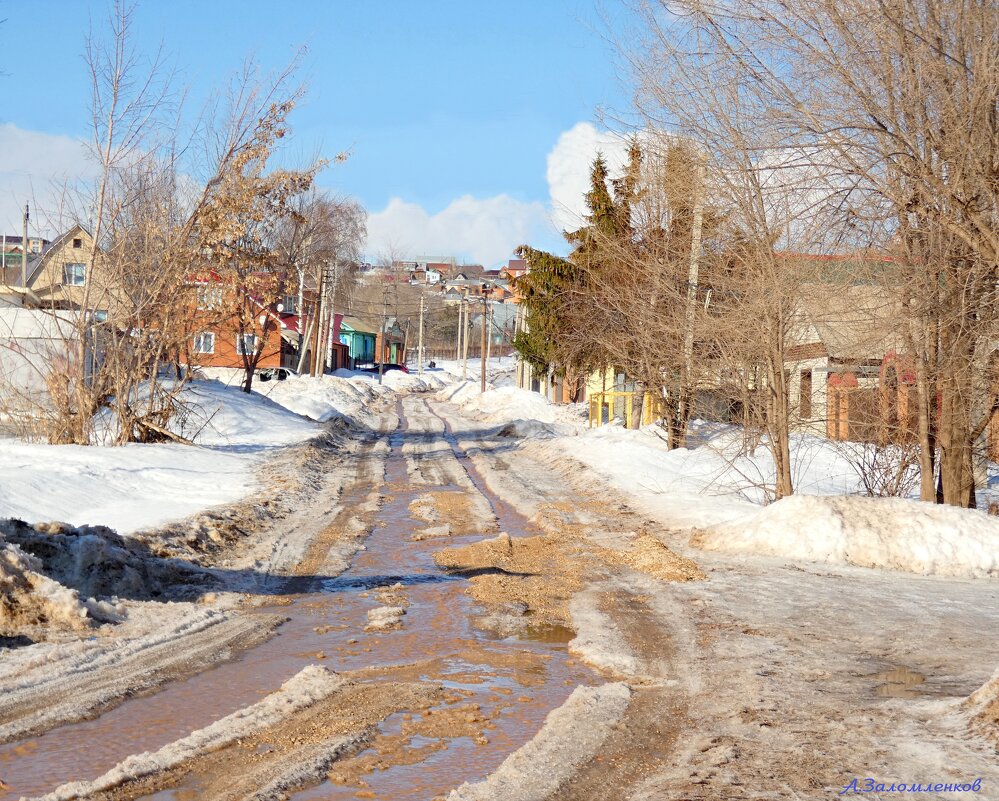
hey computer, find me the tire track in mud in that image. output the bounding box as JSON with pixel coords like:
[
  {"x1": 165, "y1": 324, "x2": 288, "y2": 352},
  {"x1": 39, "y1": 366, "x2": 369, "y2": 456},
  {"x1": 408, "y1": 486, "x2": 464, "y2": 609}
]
[
  {"x1": 10, "y1": 395, "x2": 599, "y2": 801},
  {"x1": 0, "y1": 610, "x2": 284, "y2": 746},
  {"x1": 0, "y1": 409, "x2": 399, "y2": 800}
]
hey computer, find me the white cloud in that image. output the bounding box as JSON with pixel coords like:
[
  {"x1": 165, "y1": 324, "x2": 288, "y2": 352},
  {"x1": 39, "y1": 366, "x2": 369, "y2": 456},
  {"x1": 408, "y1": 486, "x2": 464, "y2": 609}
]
[
  {"x1": 0, "y1": 124, "x2": 96, "y2": 237},
  {"x1": 366, "y1": 194, "x2": 552, "y2": 266},
  {"x1": 4, "y1": 119, "x2": 634, "y2": 268},
  {"x1": 365, "y1": 121, "x2": 633, "y2": 265},
  {"x1": 545, "y1": 122, "x2": 629, "y2": 234}
]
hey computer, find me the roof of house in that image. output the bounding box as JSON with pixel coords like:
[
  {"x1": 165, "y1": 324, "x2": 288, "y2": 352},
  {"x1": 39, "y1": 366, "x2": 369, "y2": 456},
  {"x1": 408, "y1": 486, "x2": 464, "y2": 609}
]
[
  {"x1": 795, "y1": 283, "x2": 902, "y2": 361},
  {"x1": 339, "y1": 316, "x2": 379, "y2": 334},
  {"x1": 1, "y1": 255, "x2": 43, "y2": 288}
]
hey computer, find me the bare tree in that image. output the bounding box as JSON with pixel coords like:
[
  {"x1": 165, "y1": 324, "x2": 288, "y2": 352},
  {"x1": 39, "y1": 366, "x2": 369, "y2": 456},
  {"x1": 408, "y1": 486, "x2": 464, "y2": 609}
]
[{"x1": 616, "y1": 0, "x2": 998, "y2": 505}]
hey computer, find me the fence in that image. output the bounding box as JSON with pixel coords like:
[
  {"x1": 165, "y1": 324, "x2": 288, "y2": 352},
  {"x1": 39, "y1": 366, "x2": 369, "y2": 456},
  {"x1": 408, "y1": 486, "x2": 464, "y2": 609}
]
[
  {"x1": 407, "y1": 344, "x2": 516, "y2": 363},
  {"x1": 588, "y1": 390, "x2": 658, "y2": 429}
]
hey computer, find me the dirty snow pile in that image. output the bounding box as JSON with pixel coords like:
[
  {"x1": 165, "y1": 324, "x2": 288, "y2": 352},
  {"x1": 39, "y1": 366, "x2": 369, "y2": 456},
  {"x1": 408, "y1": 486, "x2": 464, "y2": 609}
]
[
  {"x1": 448, "y1": 683, "x2": 631, "y2": 801},
  {"x1": 365, "y1": 605, "x2": 406, "y2": 630},
  {"x1": 694, "y1": 494, "x2": 999, "y2": 579},
  {"x1": 0, "y1": 539, "x2": 91, "y2": 636},
  {"x1": 964, "y1": 665, "x2": 999, "y2": 749},
  {"x1": 438, "y1": 381, "x2": 559, "y2": 425}
]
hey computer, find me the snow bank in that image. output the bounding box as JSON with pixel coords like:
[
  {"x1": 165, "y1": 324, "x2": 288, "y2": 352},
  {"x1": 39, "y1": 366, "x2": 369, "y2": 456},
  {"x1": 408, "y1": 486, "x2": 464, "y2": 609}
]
[
  {"x1": 447, "y1": 683, "x2": 631, "y2": 801},
  {"x1": 173, "y1": 381, "x2": 317, "y2": 446},
  {"x1": 35, "y1": 665, "x2": 345, "y2": 801},
  {"x1": 694, "y1": 495, "x2": 999, "y2": 579},
  {"x1": 557, "y1": 421, "x2": 870, "y2": 529},
  {"x1": 257, "y1": 374, "x2": 384, "y2": 426},
  {"x1": 0, "y1": 438, "x2": 255, "y2": 534},
  {"x1": 253, "y1": 371, "x2": 445, "y2": 427},
  {"x1": 0, "y1": 380, "x2": 321, "y2": 535},
  {"x1": 439, "y1": 381, "x2": 557, "y2": 425}
]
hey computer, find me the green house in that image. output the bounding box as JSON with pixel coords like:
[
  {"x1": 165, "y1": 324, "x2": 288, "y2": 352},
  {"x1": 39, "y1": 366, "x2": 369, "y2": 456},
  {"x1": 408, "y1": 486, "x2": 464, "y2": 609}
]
[{"x1": 338, "y1": 316, "x2": 378, "y2": 364}]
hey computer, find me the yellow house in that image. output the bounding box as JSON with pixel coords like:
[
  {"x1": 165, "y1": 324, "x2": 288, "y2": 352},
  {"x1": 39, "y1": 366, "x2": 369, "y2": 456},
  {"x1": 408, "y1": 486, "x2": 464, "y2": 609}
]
[{"x1": 20, "y1": 225, "x2": 103, "y2": 311}]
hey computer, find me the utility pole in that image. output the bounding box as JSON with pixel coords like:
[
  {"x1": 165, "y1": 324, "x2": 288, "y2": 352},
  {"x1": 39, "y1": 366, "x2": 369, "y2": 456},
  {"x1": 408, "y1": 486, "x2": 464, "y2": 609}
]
[
  {"x1": 418, "y1": 294, "x2": 425, "y2": 376},
  {"x1": 22, "y1": 202, "x2": 29, "y2": 288},
  {"x1": 310, "y1": 266, "x2": 326, "y2": 377},
  {"x1": 378, "y1": 288, "x2": 387, "y2": 385},
  {"x1": 480, "y1": 285, "x2": 488, "y2": 393},
  {"x1": 461, "y1": 290, "x2": 470, "y2": 380},
  {"x1": 456, "y1": 294, "x2": 464, "y2": 363},
  {"x1": 486, "y1": 301, "x2": 494, "y2": 363}
]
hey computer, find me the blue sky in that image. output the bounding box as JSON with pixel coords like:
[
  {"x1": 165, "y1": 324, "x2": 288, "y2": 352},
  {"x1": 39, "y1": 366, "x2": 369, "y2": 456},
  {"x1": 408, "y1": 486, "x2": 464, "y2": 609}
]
[{"x1": 0, "y1": 1, "x2": 635, "y2": 264}]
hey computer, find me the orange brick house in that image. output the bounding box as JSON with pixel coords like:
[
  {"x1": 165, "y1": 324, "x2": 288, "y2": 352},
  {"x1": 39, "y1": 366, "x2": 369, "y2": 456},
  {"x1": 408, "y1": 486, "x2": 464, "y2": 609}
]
[{"x1": 185, "y1": 272, "x2": 288, "y2": 372}]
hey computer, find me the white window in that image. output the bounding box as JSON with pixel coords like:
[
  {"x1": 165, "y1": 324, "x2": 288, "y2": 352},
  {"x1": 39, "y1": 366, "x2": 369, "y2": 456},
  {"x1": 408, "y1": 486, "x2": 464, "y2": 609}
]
[
  {"x1": 196, "y1": 284, "x2": 223, "y2": 309},
  {"x1": 193, "y1": 332, "x2": 215, "y2": 354},
  {"x1": 63, "y1": 263, "x2": 86, "y2": 286},
  {"x1": 236, "y1": 333, "x2": 257, "y2": 356},
  {"x1": 282, "y1": 294, "x2": 297, "y2": 314}
]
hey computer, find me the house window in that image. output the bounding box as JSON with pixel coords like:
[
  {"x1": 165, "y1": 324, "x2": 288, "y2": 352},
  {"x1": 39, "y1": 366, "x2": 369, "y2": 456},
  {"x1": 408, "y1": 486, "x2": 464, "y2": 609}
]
[
  {"x1": 193, "y1": 332, "x2": 215, "y2": 354},
  {"x1": 282, "y1": 294, "x2": 297, "y2": 314},
  {"x1": 236, "y1": 333, "x2": 257, "y2": 356},
  {"x1": 800, "y1": 369, "x2": 813, "y2": 419},
  {"x1": 72, "y1": 238, "x2": 82, "y2": 249},
  {"x1": 196, "y1": 285, "x2": 223, "y2": 310},
  {"x1": 63, "y1": 263, "x2": 86, "y2": 286}
]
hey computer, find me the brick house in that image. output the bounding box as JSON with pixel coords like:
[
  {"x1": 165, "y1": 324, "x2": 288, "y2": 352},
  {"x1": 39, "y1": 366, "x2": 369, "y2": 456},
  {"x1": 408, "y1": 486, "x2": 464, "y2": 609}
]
[{"x1": 785, "y1": 283, "x2": 902, "y2": 441}]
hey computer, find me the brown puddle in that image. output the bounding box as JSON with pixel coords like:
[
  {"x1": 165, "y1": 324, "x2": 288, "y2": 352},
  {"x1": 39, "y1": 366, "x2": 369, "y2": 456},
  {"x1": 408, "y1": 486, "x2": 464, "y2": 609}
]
[
  {"x1": 874, "y1": 666, "x2": 927, "y2": 698},
  {"x1": 0, "y1": 399, "x2": 594, "y2": 800}
]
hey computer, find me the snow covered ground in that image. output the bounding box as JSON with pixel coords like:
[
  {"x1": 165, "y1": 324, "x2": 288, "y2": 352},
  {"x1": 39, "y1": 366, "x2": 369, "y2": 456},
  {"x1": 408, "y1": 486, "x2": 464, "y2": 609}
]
[
  {"x1": 0, "y1": 381, "x2": 318, "y2": 534},
  {"x1": 433, "y1": 368, "x2": 999, "y2": 580}
]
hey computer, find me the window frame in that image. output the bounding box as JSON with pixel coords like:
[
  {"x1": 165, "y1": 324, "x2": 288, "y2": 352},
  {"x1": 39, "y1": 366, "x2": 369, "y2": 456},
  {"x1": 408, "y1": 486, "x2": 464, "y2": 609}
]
[
  {"x1": 235, "y1": 333, "x2": 257, "y2": 356},
  {"x1": 63, "y1": 262, "x2": 86, "y2": 286},
  {"x1": 196, "y1": 284, "x2": 223, "y2": 310},
  {"x1": 193, "y1": 331, "x2": 216, "y2": 355}
]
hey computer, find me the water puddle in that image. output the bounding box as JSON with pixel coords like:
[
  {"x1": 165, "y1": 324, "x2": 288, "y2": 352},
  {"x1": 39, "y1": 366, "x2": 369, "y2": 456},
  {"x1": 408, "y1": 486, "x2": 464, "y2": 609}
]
[
  {"x1": 0, "y1": 398, "x2": 592, "y2": 800},
  {"x1": 874, "y1": 666, "x2": 926, "y2": 698}
]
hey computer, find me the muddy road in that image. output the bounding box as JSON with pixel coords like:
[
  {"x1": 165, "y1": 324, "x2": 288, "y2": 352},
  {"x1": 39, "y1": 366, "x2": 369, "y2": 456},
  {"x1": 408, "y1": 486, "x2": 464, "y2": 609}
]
[{"x1": 1, "y1": 391, "x2": 997, "y2": 801}]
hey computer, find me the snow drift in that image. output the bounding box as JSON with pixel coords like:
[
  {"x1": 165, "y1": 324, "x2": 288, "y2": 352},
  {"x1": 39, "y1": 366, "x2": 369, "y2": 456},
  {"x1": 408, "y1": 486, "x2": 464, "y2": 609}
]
[
  {"x1": 693, "y1": 494, "x2": 999, "y2": 579},
  {"x1": 439, "y1": 381, "x2": 557, "y2": 425}
]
